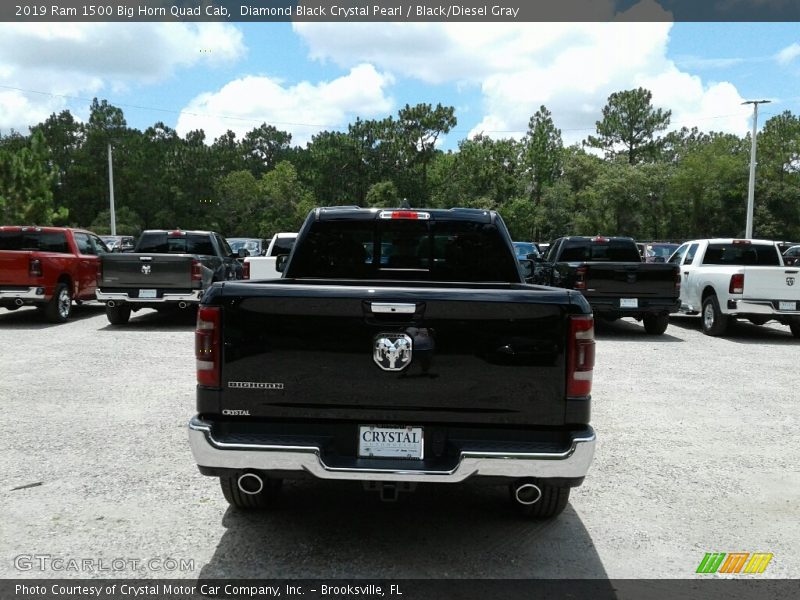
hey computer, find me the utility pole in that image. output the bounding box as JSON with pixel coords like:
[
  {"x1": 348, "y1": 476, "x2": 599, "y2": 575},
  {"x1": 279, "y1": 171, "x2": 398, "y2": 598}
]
[
  {"x1": 742, "y1": 100, "x2": 771, "y2": 239},
  {"x1": 107, "y1": 142, "x2": 116, "y2": 236}
]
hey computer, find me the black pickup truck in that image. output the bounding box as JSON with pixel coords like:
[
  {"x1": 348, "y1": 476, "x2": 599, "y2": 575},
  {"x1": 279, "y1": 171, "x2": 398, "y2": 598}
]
[
  {"x1": 188, "y1": 207, "x2": 597, "y2": 519},
  {"x1": 532, "y1": 236, "x2": 680, "y2": 335},
  {"x1": 97, "y1": 229, "x2": 244, "y2": 324}
]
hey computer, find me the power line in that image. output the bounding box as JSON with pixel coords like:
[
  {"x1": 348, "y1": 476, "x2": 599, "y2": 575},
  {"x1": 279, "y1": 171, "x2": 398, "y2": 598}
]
[{"x1": 0, "y1": 83, "x2": 794, "y2": 136}]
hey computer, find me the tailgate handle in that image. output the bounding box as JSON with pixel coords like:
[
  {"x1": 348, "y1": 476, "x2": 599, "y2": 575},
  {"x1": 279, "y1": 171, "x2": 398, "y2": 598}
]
[
  {"x1": 139, "y1": 256, "x2": 152, "y2": 262},
  {"x1": 370, "y1": 302, "x2": 416, "y2": 314}
]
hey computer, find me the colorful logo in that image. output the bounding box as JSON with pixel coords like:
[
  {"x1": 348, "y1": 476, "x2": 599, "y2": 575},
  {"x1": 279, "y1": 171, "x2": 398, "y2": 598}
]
[{"x1": 696, "y1": 552, "x2": 773, "y2": 574}]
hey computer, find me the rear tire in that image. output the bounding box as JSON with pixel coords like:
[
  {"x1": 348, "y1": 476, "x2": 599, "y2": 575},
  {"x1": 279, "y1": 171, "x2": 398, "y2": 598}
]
[
  {"x1": 701, "y1": 295, "x2": 728, "y2": 336},
  {"x1": 44, "y1": 283, "x2": 72, "y2": 323},
  {"x1": 220, "y1": 473, "x2": 282, "y2": 509},
  {"x1": 511, "y1": 481, "x2": 570, "y2": 519},
  {"x1": 106, "y1": 304, "x2": 131, "y2": 325},
  {"x1": 643, "y1": 314, "x2": 669, "y2": 335}
]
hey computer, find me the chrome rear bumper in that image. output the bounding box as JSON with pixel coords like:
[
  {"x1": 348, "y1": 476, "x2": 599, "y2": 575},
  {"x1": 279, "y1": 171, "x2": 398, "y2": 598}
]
[
  {"x1": 96, "y1": 290, "x2": 203, "y2": 303},
  {"x1": 188, "y1": 416, "x2": 596, "y2": 483}
]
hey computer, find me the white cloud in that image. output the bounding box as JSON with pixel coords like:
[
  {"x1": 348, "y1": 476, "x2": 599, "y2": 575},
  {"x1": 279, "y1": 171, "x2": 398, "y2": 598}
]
[
  {"x1": 294, "y1": 12, "x2": 751, "y2": 146},
  {"x1": 775, "y1": 43, "x2": 800, "y2": 65},
  {"x1": 0, "y1": 23, "x2": 244, "y2": 131},
  {"x1": 174, "y1": 64, "x2": 394, "y2": 146}
]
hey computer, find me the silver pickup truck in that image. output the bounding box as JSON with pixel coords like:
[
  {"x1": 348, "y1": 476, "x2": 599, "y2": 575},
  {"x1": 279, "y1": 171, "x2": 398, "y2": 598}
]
[{"x1": 96, "y1": 229, "x2": 244, "y2": 324}]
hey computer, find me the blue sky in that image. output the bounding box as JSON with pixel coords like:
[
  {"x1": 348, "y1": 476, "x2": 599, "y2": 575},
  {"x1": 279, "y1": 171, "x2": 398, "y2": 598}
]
[{"x1": 1, "y1": 20, "x2": 799, "y2": 149}]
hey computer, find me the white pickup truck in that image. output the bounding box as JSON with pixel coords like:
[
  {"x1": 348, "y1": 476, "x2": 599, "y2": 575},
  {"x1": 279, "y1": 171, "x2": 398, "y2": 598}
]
[
  {"x1": 669, "y1": 238, "x2": 800, "y2": 337},
  {"x1": 243, "y1": 232, "x2": 297, "y2": 280}
]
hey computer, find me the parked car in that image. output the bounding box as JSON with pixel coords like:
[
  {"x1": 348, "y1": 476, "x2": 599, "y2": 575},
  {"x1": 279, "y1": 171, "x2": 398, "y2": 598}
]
[
  {"x1": 100, "y1": 235, "x2": 136, "y2": 253},
  {"x1": 783, "y1": 245, "x2": 800, "y2": 266},
  {"x1": 243, "y1": 232, "x2": 298, "y2": 279},
  {"x1": 189, "y1": 207, "x2": 596, "y2": 519},
  {"x1": 642, "y1": 242, "x2": 680, "y2": 263},
  {"x1": 533, "y1": 236, "x2": 680, "y2": 334},
  {"x1": 227, "y1": 237, "x2": 267, "y2": 258},
  {"x1": 96, "y1": 229, "x2": 244, "y2": 324},
  {"x1": 670, "y1": 238, "x2": 800, "y2": 337},
  {"x1": 0, "y1": 225, "x2": 108, "y2": 322},
  {"x1": 513, "y1": 241, "x2": 540, "y2": 260}
]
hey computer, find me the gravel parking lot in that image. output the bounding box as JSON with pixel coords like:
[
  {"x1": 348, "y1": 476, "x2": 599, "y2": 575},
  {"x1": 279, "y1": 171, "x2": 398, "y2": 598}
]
[{"x1": 1, "y1": 304, "x2": 798, "y2": 580}]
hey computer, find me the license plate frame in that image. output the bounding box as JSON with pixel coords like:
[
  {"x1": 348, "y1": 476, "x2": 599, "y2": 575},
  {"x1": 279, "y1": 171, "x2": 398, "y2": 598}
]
[
  {"x1": 778, "y1": 301, "x2": 796, "y2": 311},
  {"x1": 358, "y1": 425, "x2": 424, "y2": 460},
  {"x1": 620, "y1": 298, "x2": 638, "y2": 308},
  {"x1": 138, "y1": 289, "x2": 157, "y2": 299}
]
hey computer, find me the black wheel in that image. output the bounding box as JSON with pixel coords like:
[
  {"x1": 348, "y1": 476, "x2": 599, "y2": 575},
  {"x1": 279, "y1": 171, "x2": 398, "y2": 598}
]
[
  {"x1": 220, "y1": 473, "x2": 282, "y2": 509},
  {"x1": 511, "y1": 480, "x2": 570, "y2": 519},
  {"x1": 44, "y1": 283, "x2": 72, "y2": 323},
  {"x1": 790, "y1": 323, "x2": 800, "y2": 339},
  {"x1": 701, "y1": 295, "x2": 728, "y2": 336},
  {"x1": 106, "y1": 304, "x2": 131, "y2": 325},
  {"x1": 643, "y1": 314, "x2": 669, "y2": 335}
]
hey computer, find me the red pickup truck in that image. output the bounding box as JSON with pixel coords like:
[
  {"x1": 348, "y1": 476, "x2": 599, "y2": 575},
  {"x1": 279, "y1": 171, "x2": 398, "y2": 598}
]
[{"x1": 0, "y1": 226, "x2": 108, "y2": 322}]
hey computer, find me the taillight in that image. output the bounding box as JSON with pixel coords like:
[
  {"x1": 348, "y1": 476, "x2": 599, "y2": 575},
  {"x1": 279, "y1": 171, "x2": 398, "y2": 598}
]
[
  {"x1": 96, "y1": 261, "x2": 103, "y2": 286},
  {"x1": 29, "y1": 258, "x2": 42, "y2": 277},
  {"x1": 567, "y1": 315, "x2": 595, "y2": 397},
  {"x1": 574, "y1": 266, "x2": 587, "y2": 290},
  {"x1": 196, "y1": 306, "x2": 221, "y2": 387},
  {"x1": 191, "y1": 259, "x2": 202, "y2": 282},
  {"x1": 729, "y1": 273, "x2": 744, "y2": 294},
  {"x1": 243, "y1": 260, "x2": 250, "y2": 280},
  {"x1": 674, "y1": 267, "x2": 681, "y2": 294}
]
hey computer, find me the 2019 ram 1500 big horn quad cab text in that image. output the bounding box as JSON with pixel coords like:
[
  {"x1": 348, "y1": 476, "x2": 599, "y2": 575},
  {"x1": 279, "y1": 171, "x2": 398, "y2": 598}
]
[
  {"x1": 0, "y1": 225, "x2": 109, "y2": 323},
  {"x1": 533, "y1": 236, "x2": 681, "y2": 335},
  {"x1": 188, "y1": 207, "x2": 597, "y2": 519},
  {"x1": 97, "y1": 229, "x2": 245, "y2": 325},
  {"x1": 670, "y1": 238, "x2": 800, "y2": 337}
]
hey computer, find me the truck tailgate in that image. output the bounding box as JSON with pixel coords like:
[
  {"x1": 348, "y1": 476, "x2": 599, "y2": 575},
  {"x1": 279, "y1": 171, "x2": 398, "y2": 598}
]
[
  {"x1": 742, "y1": 266, "x2": 800, "y2": 305},
  {"x1": 584, "y1": 262, "x2": 677, "y2": 298},
  {"x1": 0, "y1": 252, "x2": 32, "y2": 286},
  {"x1": 100, "y1": 253, "x2": 196, "y2": 288},
  {"x1": 212, "y1": 281, "x2": 577, "y2": 426}
]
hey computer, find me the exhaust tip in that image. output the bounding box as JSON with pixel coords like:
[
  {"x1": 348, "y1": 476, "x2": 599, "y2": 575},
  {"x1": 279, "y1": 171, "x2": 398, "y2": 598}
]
[
  {"x1": 514, "y1": 482, "x2": 542, "y2": 505},
  {"x1": 107, "y1": 300, "x2": 116, "y2": 308},
  {"x1": 14, "y1": 298, "x2": 24, "y2": 306},
  {"x1": 237, "y1": 472, "x2": 264, "y2": 496}
]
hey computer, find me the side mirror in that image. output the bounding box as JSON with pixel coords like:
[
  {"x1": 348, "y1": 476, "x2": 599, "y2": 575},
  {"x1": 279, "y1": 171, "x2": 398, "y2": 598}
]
[
  {"x1": 528, "y1": 253, "x2": 543, "y2": 262},
  {"x1": 519, "y1": 259, "x2": 533, "y2": 280},
  {"x1": 237, "y1": 248, "x2": 250, "y2": 258},
  {"x1": 276, "y1": 254, "x2": 289, "y2": 273}
]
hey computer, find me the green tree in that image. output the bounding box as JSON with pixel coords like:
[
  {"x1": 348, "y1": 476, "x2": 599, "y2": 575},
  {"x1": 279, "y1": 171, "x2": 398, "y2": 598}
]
[
  {"x1": 756, "y1": 111, "x2": 800, "y2": 239},
  {"x1": 90, "y1": 206, "x2": 142, "y2": 235},
  {"x1": 522, "y1": 106, "x2": 563, "y2": 206},
  {"x1": 394, "y1": 103, "x2": 457, "y2": 203},
  {"x1": 586, "y1": 87, "x2": 671, "y2": 164},
  {"x1": 0, "y1": 130, "x2": 63, "y2": 224},
  {"x1": 365, "y1": 181, "x2": 400, "y2": 207}
]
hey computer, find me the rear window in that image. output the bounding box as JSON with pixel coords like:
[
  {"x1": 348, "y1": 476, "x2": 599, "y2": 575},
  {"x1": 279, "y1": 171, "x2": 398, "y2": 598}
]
[
  {"x1": 270, "y1": 237, "x2": 296, "y2": 256},
  {"x1": 559, "y1": 240, "x2": 641, "y2": 262},
  {"x1": 136, "y1": 233, "x2": 215, "y2": 255},
  {"x1": 287, "y1": 219, "x2": 520, "y2": 282},
  {"x1": 702, "y1": 243, "x2": 780, "y2": 266},
  {"x1": 0, "y1": 231, "x2": 69, "y2": 253}
]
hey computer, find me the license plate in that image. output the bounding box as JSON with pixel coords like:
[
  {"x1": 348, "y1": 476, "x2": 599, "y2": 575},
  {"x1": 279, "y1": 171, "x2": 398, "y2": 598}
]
[
  {"x1": 139, "y1": 289, "x2": 157, "y2": 299},
  {"x1": 620, "y1": 298, "x2": 638, "y2": 308},
  {"x1": 779, "y1": 301, "x2": 796, "y2": 311},
  {"x1": 358, "y1": 425, "x2": 424, "y2": 459}
]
